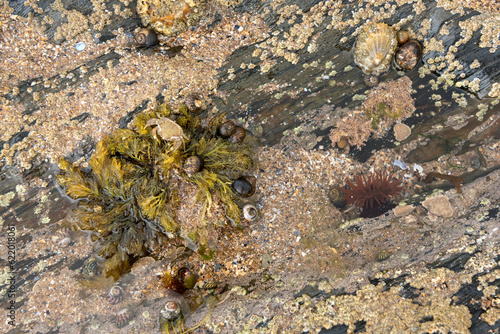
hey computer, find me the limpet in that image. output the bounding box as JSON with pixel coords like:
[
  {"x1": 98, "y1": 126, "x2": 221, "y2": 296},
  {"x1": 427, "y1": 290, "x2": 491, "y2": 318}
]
[{"x1": 354, "y1": 22, "x2": 398, "y2": 76}]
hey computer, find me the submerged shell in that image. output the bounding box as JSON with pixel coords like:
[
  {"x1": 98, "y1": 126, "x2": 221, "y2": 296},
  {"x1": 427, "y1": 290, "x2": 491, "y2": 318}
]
[
  {"x1": 242, "y1": 204, "x2": 258, "y2": 221},
  {"x1": 177, "y1": 267, "x2": 197, "y2": 289},
  {"x1": 137, "y1": 0, "x2": 205, "y2": 37},
  {"x1": 218, "y1": 120, "x2": 236, "y2": 138},
  {"x1": 394, "y1": 39, "x2": 422, "y2": 71},
  {"x1": 107, "y1": 285, "x2": 124, "y2": 305},
  {"x1": 159, "y1": 301, "x2": 182, "y2": 323},
  {"x1": 229, "y1": 126, "x2": 246, "y2": 144},
  {"x1": 397, "y1": 30, "x2": 409, "y2": 44},
  {"x1": 82, "y1": 258, "x2": 99, "y2": 279},
  {"x1": 328, "y1": 185, "x2": 347, "y2": 209},
  {"x1": 364, "y1": 75, "x2": 379, "y2": 87},
  {"x1": 354, "y1": 23, "x2": 397, "y2": 76},
  {"x1": 376, "y1": 249, "x2": 391, "y2": 262},
  {"x1": 115, "y1": 308, "x2": 133, "y2": 328},
  {"x1": 337, "y1": 136, "x2": 349, "y2": 149}
]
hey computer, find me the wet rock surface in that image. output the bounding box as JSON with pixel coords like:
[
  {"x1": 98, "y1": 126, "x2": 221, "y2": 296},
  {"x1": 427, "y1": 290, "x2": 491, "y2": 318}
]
[{"x1": 1, "y1": 0, "x2": 500, "y2": 333}]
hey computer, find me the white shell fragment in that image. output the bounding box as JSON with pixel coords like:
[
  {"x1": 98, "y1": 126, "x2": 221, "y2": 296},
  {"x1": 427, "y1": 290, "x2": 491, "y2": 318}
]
[{"x1": 75, "y1": 42, "x2": 86, "y2": 51}]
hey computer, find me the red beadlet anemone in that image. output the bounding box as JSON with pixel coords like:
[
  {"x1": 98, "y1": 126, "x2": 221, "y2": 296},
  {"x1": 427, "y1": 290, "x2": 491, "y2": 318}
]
[{"x1": 341, "y1": 171, "x2": 402, "y2": 208}]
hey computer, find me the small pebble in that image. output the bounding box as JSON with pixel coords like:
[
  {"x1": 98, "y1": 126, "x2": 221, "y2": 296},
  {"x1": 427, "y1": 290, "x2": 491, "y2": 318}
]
[{"x1": 75, "y1": 42, "x2": 86, "y2": 51}]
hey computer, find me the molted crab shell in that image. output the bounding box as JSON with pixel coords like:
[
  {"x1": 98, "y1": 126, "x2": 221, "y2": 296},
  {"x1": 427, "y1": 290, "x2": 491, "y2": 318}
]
[{"x1": 354, "y1": 23, "x2": 397, "y2": 76}]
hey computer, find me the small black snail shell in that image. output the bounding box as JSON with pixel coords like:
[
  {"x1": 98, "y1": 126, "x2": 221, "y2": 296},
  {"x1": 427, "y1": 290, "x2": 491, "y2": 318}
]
[
  {"x1": 394, "y1": 39, "x2": 422, "y2": 71},
  {"x1": 232, "y1": 176, "x2": 255, "y2": 198},
  {"x1": 159, "y1": 301, "x2": 182, "y2": 323},
  {"x1": 328, "y1": 185, "x2": 346, "y2": 209},
  {"x1": 218, "y1": 120, "x2": 236, "y2": 138},
  {"x1": 177, "y1": 267, "x2": 197, "y2": 289},
  {"x1": 135, "y1": 28, "x2": 159, "y2": 47},
  {"x1": 364, "y1": 75, "x2": 379, "y2": 87},
  {"x1": 183, "y1": 155, "x2": 204, "y2": 176},
  {"x1": 229, "y1": 126, "x2": 246, "y2": 144},
  {"x1": 202, "y1": 280, "x2": 217, "y2": 290}
]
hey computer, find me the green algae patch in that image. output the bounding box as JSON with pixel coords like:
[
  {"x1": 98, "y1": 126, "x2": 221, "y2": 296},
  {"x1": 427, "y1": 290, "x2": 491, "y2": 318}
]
[{"x1": 57, "y1": 103, "x2": 253, "y2": 278}]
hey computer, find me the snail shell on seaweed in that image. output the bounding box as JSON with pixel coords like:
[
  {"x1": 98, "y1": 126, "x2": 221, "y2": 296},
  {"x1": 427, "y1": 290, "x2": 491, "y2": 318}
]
[
  {"x1": 229, "y1": 126, "x2": 246, "y2": 144},
  {"x1": 183, "y1": 155, "x2": 204, "y2": 176},
  {"x1": 218, "y1": 120, "x2": 236, "y2": 138},
  {"x1": 394, "y1": 39, "x2": 422, "y2": 71},
  {"x1": 242, "y1": 204, "x2": 258, "y2": 221},
  {"x1": 354, "y1": 22, "x2": 397, "y2": 76}
]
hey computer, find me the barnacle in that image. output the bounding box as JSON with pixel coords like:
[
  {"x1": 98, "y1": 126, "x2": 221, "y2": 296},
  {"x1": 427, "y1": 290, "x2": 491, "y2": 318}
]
[
  {"x1": 57, "y1": 103, "x2": 253, "y2": 278},
  {"x1": 341, "y1": 171, "x2": 402, "y2": 209},
  {"x1": 354, "y1": 22, "x2": 397, "y2": 76}
]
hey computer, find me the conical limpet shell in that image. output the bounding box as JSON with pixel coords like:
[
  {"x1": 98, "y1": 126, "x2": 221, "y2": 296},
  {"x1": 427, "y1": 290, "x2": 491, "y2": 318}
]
[{"x1": 354, "y1": 23, "x2": 397, "y2": 76}]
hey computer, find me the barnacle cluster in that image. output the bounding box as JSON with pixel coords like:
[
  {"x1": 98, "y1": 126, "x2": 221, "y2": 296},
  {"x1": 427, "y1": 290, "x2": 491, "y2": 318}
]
[
  {"x1": 137, "y1": 0, "x2": 205, "y2": 37},
  {"x1": 57, "y1": 103, "x2": 253, "y2": 278}
]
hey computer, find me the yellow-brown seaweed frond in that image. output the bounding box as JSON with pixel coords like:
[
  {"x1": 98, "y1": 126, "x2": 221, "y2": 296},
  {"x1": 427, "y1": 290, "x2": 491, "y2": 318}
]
[{"x1": 57, "y1": 103, "x2": 254, "y2": 278}]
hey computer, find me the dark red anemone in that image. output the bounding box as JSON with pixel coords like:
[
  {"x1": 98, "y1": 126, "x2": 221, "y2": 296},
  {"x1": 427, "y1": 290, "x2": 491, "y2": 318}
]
[{"x1": 341, "y1": 172, "x2": 402, "y2": 209}]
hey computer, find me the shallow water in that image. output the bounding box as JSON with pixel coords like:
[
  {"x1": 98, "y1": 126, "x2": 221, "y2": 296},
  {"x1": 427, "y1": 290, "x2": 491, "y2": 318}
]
[{"x1": 1, "y1": 0, "x2": 500, "y2": 333}]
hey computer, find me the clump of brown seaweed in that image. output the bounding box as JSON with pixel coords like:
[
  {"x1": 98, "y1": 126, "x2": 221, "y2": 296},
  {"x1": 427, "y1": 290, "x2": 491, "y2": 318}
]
[{"x1": 57, "y1": 103, "x2": 253, "y2": 278}]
